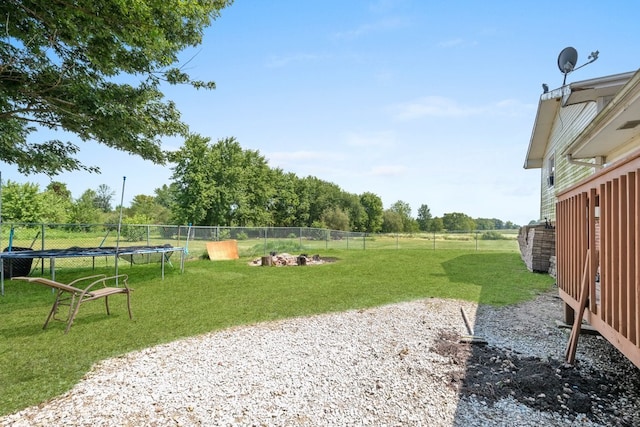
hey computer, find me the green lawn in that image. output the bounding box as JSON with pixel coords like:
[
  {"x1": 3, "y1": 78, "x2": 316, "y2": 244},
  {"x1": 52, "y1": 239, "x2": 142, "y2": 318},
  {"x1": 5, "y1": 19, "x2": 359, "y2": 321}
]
[{"x1": 0, "y1": 249, "x2": 554, "y2": 416}]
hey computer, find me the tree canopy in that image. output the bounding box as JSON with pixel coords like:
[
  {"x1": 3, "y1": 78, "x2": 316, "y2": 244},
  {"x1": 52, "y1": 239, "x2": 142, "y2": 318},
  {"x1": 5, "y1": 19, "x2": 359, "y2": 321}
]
[
  {"x1": 167, "y1": 134, "x2": 386, "y2": 230},
  {"x1": 442, "y1": 212, "x2": 476, "y2": 232},
  {"x1": 170, "y1": 134, "x2": 275, "y2": 226},
  {"x1": 387, "y1": 200, "x2": 418, "y2": 232},
  {"x1": 0, "y1": 0, "x2": 232, "y2": 175}
]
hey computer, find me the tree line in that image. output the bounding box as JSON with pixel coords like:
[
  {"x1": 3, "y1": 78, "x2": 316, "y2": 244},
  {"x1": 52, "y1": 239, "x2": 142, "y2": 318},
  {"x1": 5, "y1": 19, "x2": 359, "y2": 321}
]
[{"x1": 1, "y1": 135, "x2": 520, "y2": 233}]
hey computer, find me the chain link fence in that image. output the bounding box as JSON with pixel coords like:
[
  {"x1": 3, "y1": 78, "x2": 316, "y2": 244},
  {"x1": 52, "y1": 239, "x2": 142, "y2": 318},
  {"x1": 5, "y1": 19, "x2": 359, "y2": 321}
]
[{"x1": 0, "y1": 223, "x2": 520, "y2": 271}]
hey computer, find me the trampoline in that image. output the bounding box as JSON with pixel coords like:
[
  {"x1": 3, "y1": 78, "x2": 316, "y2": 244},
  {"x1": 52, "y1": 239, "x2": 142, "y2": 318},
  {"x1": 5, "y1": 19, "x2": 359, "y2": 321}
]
[{"x1": 0, "y1": 244, "x2": 184, "y2": 295}]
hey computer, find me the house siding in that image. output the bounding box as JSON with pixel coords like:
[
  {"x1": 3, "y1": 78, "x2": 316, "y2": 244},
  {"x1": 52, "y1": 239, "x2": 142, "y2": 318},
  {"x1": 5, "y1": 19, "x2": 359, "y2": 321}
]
[
  {"x1": 607, "y1": 133, "x2": 640, "y2": 164},
  {"x1": 540, "y1": 102, "x2": 598, "y2": 221}
]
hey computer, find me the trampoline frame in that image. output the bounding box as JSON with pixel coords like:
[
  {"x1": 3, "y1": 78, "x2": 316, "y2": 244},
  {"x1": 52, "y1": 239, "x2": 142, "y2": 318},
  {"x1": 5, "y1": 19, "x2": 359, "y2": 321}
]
[{"x1": 0, "y1": 245, "x2": 184, "y2": 295}]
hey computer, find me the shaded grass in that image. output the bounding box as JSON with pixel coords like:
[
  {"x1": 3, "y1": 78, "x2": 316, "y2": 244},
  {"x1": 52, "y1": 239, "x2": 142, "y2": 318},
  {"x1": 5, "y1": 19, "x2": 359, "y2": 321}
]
[{"x1": 0, "y1": 249, "x2": 554, "y2": 416}]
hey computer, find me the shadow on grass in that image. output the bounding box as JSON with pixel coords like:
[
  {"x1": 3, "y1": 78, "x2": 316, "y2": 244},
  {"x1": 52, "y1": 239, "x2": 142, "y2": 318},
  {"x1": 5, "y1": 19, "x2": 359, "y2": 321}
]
[{"x1": 441, "y1": 252, "x2": 549, "y2": 305}]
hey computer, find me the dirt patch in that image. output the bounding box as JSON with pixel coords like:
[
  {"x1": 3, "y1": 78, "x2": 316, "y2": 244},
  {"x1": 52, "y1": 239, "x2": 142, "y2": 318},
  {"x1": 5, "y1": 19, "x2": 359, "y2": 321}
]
[{"x1": 432, "y1": 330, "x2": 640, "y2": 426}]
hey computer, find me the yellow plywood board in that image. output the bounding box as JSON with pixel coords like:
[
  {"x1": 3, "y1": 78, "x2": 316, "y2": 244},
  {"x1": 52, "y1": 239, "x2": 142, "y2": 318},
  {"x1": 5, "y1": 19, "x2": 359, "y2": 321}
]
[{"x1": 206, "y1": 240, "x2": 239, "y2": 260}]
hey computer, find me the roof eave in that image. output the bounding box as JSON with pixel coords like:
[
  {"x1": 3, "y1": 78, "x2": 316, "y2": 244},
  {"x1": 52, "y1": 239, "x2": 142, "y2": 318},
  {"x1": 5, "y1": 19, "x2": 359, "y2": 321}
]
[
  {"x1": 564, "y1": 69, "x2": 640, "y2": 159},
  {"x1": 523, "y1": 90, "x2": 563, "y2": 169}
]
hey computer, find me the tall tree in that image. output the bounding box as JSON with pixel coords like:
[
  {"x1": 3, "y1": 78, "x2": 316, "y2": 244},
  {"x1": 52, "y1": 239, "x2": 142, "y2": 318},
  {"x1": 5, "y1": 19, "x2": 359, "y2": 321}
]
[
  {"x1": 170, "y1": 133, "x2": 216, "y2": 225},
  {"x1": 416, "y1": 204, "x2": 432, "y2": 231},
  {"x1": 303, "y1": 177, "x2": 343, "y2": 227},
  {"x1": 154, "y1": 184, "x2": 177, "y2": 210},
  {"x1": 39, "y1": 185, "x2": 73, "y2": 224},
  {"x1": 41, "y1": 185, "x2": 72, "y2": 223},
  {"x1": 292, "y1": 176, "x2": 312, "y2": 227},
  {"x1": 339, "y1": 192, "x2": 366, "y2": 232},
  {"x1": 321, "y1": 207, "x2": 350, "y2": 231},
  {"x1": 170, "y1": 135, "x2": 274, "y2": 226},
  {"x1": 428, "y1": 217, "x2": 444, "y2": 232},
  {"x1": 128, "y1": 194, "x2": 170, "y2": 224},
  {"x1": 359, "y1": 192, "x2": 384, "y2": 233},
  {"x1": 381, "y1": 209, "x2": 403, "y2": 233},
  {"x1": 0, "y1": 0, "x2": 232, "y2": 175},
  {"x1": 270, "y1": 170, "x2": 301, "y2": 227},
  {"x1": 389, "y1": 200, "x2": 416, "y2": 232},
  {"x1": 93, "y1": 184, "x2": 115, "y2": 212}
]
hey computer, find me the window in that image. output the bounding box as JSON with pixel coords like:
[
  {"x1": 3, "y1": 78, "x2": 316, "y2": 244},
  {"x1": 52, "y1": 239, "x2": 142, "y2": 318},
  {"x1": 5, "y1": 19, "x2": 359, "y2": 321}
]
[{"x1": 547, "y1": 155, "x2": 555, "y2": 187}]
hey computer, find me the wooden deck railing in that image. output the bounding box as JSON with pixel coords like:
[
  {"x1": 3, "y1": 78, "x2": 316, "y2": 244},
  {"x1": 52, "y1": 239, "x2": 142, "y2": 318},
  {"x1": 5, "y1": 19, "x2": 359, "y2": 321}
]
[{"x1": 557, "y1": 150, "x2": 640, "y2": 369}]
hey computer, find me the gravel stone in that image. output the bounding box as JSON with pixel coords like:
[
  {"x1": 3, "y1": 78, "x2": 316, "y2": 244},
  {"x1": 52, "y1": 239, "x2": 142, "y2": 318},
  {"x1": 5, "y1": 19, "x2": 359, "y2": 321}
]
[{"x1": 1, "y1": 287, "x2": 638, "y2": 426}]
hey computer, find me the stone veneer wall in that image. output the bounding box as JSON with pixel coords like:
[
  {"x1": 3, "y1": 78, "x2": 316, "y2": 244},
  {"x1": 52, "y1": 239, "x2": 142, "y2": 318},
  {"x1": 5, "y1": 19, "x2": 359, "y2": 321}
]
[{"x1": 518, "y1": 225, "x2": 556, "y2": 274}]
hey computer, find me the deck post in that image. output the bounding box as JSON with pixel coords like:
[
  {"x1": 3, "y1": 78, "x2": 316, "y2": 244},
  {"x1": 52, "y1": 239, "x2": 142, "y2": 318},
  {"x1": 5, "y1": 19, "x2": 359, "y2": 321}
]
[{"x1": 563, "y1": 302, "x2": 575, "y2": 325}]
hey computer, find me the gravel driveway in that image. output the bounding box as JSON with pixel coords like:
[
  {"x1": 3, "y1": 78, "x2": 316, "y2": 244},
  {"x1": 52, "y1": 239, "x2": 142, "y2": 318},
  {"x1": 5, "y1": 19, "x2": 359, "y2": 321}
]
[{"x1": 1, "y1": 287, "x2": 639, "y2": 426}]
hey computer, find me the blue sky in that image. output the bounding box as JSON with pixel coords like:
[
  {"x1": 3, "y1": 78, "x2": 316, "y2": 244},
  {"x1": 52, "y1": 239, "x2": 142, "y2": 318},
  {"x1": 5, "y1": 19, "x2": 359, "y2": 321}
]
[{"x1": 3, "y1": 0, "x2": 640, "y2": 226}]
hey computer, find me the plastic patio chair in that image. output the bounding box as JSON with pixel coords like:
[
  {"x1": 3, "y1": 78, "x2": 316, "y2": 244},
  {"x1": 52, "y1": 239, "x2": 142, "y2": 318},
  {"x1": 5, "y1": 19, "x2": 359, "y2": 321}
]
[{"x1": 14, "y1": 274, "x2": 133, "y2": 333}]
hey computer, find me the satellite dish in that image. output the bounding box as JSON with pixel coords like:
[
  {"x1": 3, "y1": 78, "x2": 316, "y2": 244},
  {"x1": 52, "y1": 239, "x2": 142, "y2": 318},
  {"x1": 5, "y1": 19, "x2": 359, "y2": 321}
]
[
  {"x1": 558, "y1": 47, "x2": 578, "y2": 74},
  {"x1": 555, "y1": 46, "x2": 599, "y2": 85}
]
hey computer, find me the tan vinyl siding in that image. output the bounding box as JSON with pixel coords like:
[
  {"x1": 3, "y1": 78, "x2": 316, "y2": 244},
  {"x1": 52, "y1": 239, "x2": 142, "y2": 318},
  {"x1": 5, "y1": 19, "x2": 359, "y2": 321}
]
[
  {"x1": 608, "y1": 133, "x2": 640, "y2": 164},
  {"x1": 540, "y1": 102, "x2": 598, "y2": 221}
]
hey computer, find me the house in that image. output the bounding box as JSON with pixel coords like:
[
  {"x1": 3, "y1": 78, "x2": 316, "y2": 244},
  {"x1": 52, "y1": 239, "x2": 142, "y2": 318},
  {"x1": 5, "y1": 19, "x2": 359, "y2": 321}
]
[
  {"x1": 522, "y1": 68, "x2": 640, "y2": 368},
  {"x1": 524, "y1": 70, "x2": 638, "y2": 220},
  {"x1": 518, "y1": 71, "x2": 636, "y2": 273}
]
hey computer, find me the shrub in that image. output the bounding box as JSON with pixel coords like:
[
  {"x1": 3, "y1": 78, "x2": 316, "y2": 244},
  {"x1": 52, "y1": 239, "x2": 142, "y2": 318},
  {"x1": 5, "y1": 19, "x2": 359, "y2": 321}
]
[
  {"x1": 118, "y1": 215, "x2": 153, "y2": 242},
  {"x1": 481, "y1": 231, "x2": 507, "y2": 240}
]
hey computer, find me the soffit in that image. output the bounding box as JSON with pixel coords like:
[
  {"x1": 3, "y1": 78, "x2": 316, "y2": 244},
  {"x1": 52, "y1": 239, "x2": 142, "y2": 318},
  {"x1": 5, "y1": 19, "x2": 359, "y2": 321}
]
[{"x1": 564, "y1": 69, "x2": 640, "y2": 159}]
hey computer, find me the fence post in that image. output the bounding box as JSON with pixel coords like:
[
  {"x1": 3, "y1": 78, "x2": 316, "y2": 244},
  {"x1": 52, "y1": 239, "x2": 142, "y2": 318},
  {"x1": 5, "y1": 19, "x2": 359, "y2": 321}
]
[
  {"x1": 475, "y1": 231, "x2": 479, "y2": 251},
  {"x1": 433, "y1": 231, "x2": 436, "y2": 250},
  {"x1": 299, "y1": 227, "x2": 302, "y2": 249},
  {"x1": 147, "y1": 225, "x2": 150, "y2": 246},
  {"x1": 264, "y1": 227, "x2": 268, "y2": 256}
]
